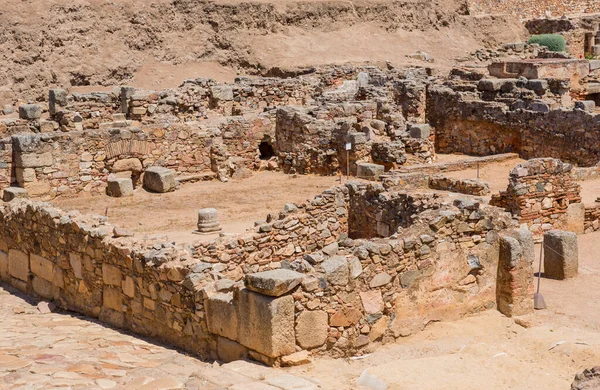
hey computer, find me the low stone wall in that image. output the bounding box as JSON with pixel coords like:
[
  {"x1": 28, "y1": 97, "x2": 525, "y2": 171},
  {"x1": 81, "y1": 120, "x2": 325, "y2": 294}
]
[
  {"x1": 490, "y1": 158, "x2": 584, "y2": 235},
  {"x1": 10, "y1": 115, "x2": 273, "y2": 198},
  {"x1": 428, "y1": 175, "x2": 491, "y2": 196},
  {"x1": 584, "y1": 203, "x2": 600, "y2": 233},
  {"x1": 389, "y1": 153, "x2": 520, "y2": 175},
  {"x1": 0, "y1": 182, "x2": 530, "y2": 364}
]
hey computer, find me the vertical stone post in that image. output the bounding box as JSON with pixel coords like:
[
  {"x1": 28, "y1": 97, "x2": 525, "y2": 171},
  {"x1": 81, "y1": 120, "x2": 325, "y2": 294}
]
[
  {"x1": 543, "y1": 230, "x2": 578, "y2": 280},
  {"x1": 497, "y1": 228, "x2": 535, "y2": 317}
]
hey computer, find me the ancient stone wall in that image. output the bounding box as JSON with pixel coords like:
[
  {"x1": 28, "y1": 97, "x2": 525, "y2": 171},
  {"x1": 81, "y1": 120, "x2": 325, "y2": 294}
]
[
  {"x1": 428, "y1": 86, "x2": 600, "y2": 167},
  {"x1": 490, "y1": 158, "x2": 583, "y2": 235},
  {"x1": 10, "y1": 115, "x2": 273, "y2": 198},
  {"x1": 0, "y1": 184, "x2": 527, "y2": 363},
  {"x1": 468, "y1": 0, "x2": 600, "y2": 19}
]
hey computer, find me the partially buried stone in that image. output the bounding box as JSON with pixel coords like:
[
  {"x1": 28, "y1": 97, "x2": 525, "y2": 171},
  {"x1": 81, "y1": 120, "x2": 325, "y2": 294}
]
[{"x1": 195, "y1": 208, "x2": 222, "y2": 234}]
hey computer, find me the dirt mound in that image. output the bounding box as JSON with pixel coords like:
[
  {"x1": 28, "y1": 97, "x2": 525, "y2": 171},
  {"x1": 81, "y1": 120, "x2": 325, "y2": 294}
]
[{"x1": 0, "y1": 0, "x2": 527, "y2": 103}]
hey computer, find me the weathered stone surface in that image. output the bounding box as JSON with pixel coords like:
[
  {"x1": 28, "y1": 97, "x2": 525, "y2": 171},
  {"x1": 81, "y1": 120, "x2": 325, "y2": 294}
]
[
  {"x1": 103, "y1": 287, "x2": 124, "y2": 312},
  {"x1": 3, "y1": 187, "x2": 28, "y2": 202},
  {"x1": 369, "y1": 272, "x2": 392, "y2": 288},
  {"x1": 356, "y1": 163, "x2": 385, "y2": 181},
  {"x1": 348, "y1": 256, "x2": 363, "y2": 279},
  {"x1": 281, "y1": 350, "x2": 311, "y2": 367},
  {"x1": 321, "y1": 256, "x2": 349, "y2": 286},
  {"x1": 8, "y1": 249, "x2": 29, "y2": 282},
  {"x1": 408, "y1": 123, "x2": 431, "y2": 139},
  {"x1": 237, "y1": 289, "x2": 295, "y2": 358},
  {"x1": 245, "y1": 269, "x2": 303, "y2": 297},
  {"x1": 143, "y1": 166, "x2": 177, "y2": 193},
  {"x1": 369, "y1": 315, "x2": 389, "y2": 341},
  {"x1": 206, "y1": 292, "x2": 239, "y2": 341},
  {"x1": 30, "y1": 254, "x2": 53, "y2": 282},
  {"x1": 544, "y1": 230, "x2": 578, "y2": 280},
  {"x1": 102, "y1": 264, "x2": 123, "y2": 286},
  {"x1": 497, "y1": 232, "x2": 534, "y2": 317},
  {"x1": 217, "y1": 337, "x2": 248, "y2": 363},
  {"x1": 106, "y1": 177, "x2": 134, "y2": 197},
  {"x1": 0, "y1": 251, "x2": 8, "y2": 281},
  {"x1": 18, "y1": 104, "x2": 42, "y2": 120},
  {"x1": 15, "y1": 152, "x2": 53, "y2": 168},
  {"x1": 360, "y1": 290, "x2": 384, "y2": 314},
  {"x1": 295, "y1": 310, "x2": 328, "y2": 349},
  {"x1": 112, "y1": 158, "x2": 143, "y2": 173},
  {"x1": 565, "y1": 203, "x2": 584, "y2": 234}
]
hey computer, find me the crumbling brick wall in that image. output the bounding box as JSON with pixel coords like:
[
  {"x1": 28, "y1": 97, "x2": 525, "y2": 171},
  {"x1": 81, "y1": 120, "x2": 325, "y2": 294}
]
[{"x1": 490, "y1": 158, "x2": 583, "y2": 235}]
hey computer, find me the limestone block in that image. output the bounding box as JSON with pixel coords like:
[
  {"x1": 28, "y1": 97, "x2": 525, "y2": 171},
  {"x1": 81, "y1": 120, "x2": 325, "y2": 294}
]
[
  {"x1": 14, "y1": 152, "x2": 53, "y2": 168},
  {"x1": 544, "y1": 230, "x2": 578, "y2": 280},
  {"x1": 0, "y1": 251, "x2": 8, "y2": 281},
  {"x1": 575, "y1": 100, "x2": 595, "y2": 113},
  {"x1": 206, "y1": 292, "x2": 239, "y2": 341},
  {"x1": 245, "y1": 269, "x2": 303, "y2": 297},
  {"x1": 103, "y1": 287, "x2": 124, "y2": 312},
  {"x1": 32, "y1": 276, "x2": 53, "y2": 299},
  {"x1": 565, "y1": 203, "x2": 585, "y2": 234},
  {"x1": 18, "y1": 104, "x2": 42, "y2": 120},
  {"x1": 106, "y1": 177, "x2": 134, "y2": 197},
  {"x1": 360, "y1": 290, "x2": 384, "y2": 314},
  {"x1": 356, "y1": 163, "x2": 385, "y2": 181},
  {"x1": 526, "y1": 79, "x2": 548, "y2": 94},
  {"x1": 30, "y1": 254, "x2": 54, "y2": 282},
  {"x1": 237, "y1": 289, "x2": 295, "y2": 358},
  {"x1": 122, "y1": 276, "x2": 135, "y2": 298},
  {"x1": 210, "y1": 86, "x2": 234, "y2": 102},
  {"x1": 321, "y1": 256, "x2": 349, "y2": 286},
  {"x1": 143, "y1": 166, "x2": 177, "y2": 193},
  {"x1": 8, "y1": 249, "x2": 29, "y2": 282},
  {"x1": 408, "y1": 123, "x2": 431, "y2": 139},
  {"x1": 112, "y1": 158, "x2": 143, "y2": 173},
  {"x1": 295, "y1": 310, "x2": 328, "y2": 349},
  {"x1": 69, "y1": 253, "x2": 83, "y2": 279},
  {"x1": 102, "y1": 264, "x2": 122, "y2": 286},
  {"x1": 15, "y1": 168, "x2": 36, "y2": 184},
  {"x1": 2, "y1": 187, "x2": 28, "y2": 202},
  {"x1": 217, "y1": 337, "x2": 248, "y2": 363}
]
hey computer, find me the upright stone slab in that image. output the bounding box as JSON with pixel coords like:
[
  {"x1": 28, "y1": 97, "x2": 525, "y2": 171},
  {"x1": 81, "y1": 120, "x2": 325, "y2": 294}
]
[
  {"x1": 237, "y1": 289, "x2": 295, "y2": 358},
  {"x1": 2, "y1": 187, "x2": 28, "y2": 202},
  {"x1": 106, "y1": 177, "x2": 134, "y2": 197},
  {"x1": 196, "y1": 208, "x2": 222, "y2": 234},
  {"x1": 544, "y1": 230, "x2": 578, "y2": 280},
  {"x1": 8, "y1": 249, "x2": 29, "y2": 282},
  {"x1": 143, "y1": 166, "x2": 177, "y2": 193},
  {"x1": 206, "y1": 292, "x2": 239, "y2": 341},
  {"x1": 496, "y1": 229, "x2": 534, "y2": 317}
]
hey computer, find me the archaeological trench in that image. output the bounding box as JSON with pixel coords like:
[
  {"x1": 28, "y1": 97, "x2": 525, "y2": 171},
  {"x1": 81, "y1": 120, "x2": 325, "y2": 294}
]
[{"x1": 5, "y1": 12, "x2": 600, "y2": 371}]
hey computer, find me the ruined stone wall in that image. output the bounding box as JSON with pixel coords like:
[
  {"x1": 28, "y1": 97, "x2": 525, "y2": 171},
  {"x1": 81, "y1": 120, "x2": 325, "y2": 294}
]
[
  {"x1": 0, "y1": 200, "x2": 213, "y2": 360},
  {"x1": 0, "y1": 184, "x2": 526, "y2": 363},
  {"x1": 468, "y1": 0, "x2": 600, "y2": 19},
  {"x1": 11, "y1": 115, "x2": 273, "y2": 198},
  {"x1": 428, "y1": 86, "x2": 600, "y2": 167},
  {"x1": 490, "y1": 158, "x2": 583, "y2": 235}
]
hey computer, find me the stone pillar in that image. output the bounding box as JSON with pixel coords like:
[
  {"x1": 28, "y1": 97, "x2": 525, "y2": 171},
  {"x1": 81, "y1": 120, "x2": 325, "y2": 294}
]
[
  {"x1": 496, "y1": 228, "x2": 535, "y2": 317},
  {"x1": 543, "y1": 230, "x2": 578, "y2": 280},
  {"x1": 196, "y1": 208, "x2": 222, "y2": 234}
]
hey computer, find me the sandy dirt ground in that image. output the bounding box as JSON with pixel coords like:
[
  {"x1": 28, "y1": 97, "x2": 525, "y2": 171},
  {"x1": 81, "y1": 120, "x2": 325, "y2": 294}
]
[{"x1": 53, "y1": 171, "x2": 343, "y2": 244}]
